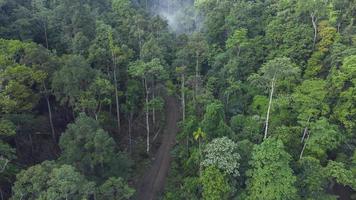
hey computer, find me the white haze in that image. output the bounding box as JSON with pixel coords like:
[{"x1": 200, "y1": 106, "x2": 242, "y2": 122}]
[{"x1": 150, "y1": 0, "x2": 201, "y2": 34}]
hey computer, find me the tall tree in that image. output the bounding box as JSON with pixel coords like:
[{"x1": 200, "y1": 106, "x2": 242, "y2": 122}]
[
  {"x1": 226, "y1": 28, "x2": 249, "y2": 57},
  {"x1": 246, "y1": 138, "x2": 298, "y2": 200},
  {"x1": 200, "y1": 101, "x2": 233, "y2": 139},
  {"x1": 97, "y1": 177, "x2": 135, "y2": 200},
  {"x1": 331, "y1": 55, "x2": 356, "y2": 133},
  {"x1": 11, "y1": 162, "x2": 95, "y2": 200},
  {"x1": 200, "y1": 166, "x2": 231, "y2": 200},
  {"x1": 248, "y1": 57, "x2": 300, "y2": 139},
  {"x1": 122, "y1": 80, "x2": 142, "y2": 153},
  {"x1": 52, "y1": 55, "x2": 95, "y2": 114},
  {"x1": 21, "y1": 42, "x2": 60, "y2": 141},
  {"x1": 78, "y1": 76, "x2": 114, "y2": 120},
  {"x1": 128, "y1": 58, "x2": 168, "y2": 152},
  {"x1": 108, "y1": 28, "x2": 122, "y2": 133},
  {"x1": 296, "y1": 0, "x2": 328, "y2": 50},
  {"x1": 187, "y1": 32, "x2": 208, "y2": 105},
  {"x1": 59, "y1": 114, "x2": 131, "y2": 179},
  {"x1": 201, "y1": 137, "x2": 240, "y2": 176}
]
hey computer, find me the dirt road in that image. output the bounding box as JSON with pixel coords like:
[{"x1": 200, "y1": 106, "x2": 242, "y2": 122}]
[{"x1": 136, "y1": 96, "x2": 179, "y2": 200}]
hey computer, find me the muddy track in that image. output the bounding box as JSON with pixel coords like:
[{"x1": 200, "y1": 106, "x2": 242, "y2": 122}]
[{"x1": 136, "y1": 96, "x2": 179, "y2": 200}]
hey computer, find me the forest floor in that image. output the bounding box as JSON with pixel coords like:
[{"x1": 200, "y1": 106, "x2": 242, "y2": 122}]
[{"x1": 135, "y1": 96, "x2": 179, "y2": 200}]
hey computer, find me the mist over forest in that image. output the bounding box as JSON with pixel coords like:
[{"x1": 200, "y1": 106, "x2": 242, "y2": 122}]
[{"x1": 149, "y1": 0, "x2": 199, "y2": 34}]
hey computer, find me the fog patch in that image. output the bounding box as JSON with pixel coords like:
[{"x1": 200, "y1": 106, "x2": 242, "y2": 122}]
[{"x1": 150, "y1": 0, "x2": 201, "y2": 34}]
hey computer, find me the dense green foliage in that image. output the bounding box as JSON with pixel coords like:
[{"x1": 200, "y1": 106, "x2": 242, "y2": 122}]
[{"x1": 0, "y1": 0, "x2": 356, "y2": 199}]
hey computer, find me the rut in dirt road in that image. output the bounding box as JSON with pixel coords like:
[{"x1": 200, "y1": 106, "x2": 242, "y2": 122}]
[{"x1": 136, "y1": 96, "x2": 179, "y2": 200}]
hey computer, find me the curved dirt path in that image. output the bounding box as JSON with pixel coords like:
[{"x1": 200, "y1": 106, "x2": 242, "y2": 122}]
[{"x1": 136, "y1": 96, "x2": 179, "y2": 200}]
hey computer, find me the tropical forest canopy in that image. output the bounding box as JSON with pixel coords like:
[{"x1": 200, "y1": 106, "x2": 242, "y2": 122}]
[{"x1": 0, "y1": 0, "x2": 356, "y2": 199}]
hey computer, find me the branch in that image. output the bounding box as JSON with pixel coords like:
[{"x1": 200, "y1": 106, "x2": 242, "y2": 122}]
[{"x1": 0, "y1": 156, "x2": 9, "y2": 173}]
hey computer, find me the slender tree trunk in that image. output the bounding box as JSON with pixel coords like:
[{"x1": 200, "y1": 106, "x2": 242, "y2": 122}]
[
  {"x1": 43, "y1": 83, "x2": 56, "y2": 142},
  {"x1": 181, "y1": 73, "x2": 186, "y2": 123},
  {"x1": 29, "y1": 133, "x2": 34, "y2": 155},
  {"x1": 93, "y1": 192, "x2": 97, "y2": 200},
  {"x1": 301, "y1": 116, "x2": 311, "y2": 142},
  {"x1": 41, "y1": 24, "x2": 55, "y2": 141},
  {"x1": 182, "y1": 73, "x2": 188, "y2": 150},
  {"x1": 128, "y1": 112, "x2": 133, "y2": 153},
  {"x1": 300, "y1": 133, "x2": 310, "y2": 159},
  {"x1": 0, "y1": 158, "x2": 9, "y2": 173},
  {"x1": 194, "y1": 52, "x2": 199, "y2": 105},
  {"x1": 264, "y1": 76, "x2": 276, "y2": 140},
  {"x1": 43, "y1": 21, "x2": 49, "y2": 49},
  {"x1": 311, "y1": 13, "x2": 318, "y2": 51},
  {"x1": 0, "y1": 188, "x2": 3, "y2": 200},
  {"x1": 72, "y1": 106, "x2": 76, "y2": 119},
  {"x1": 226, "y1": 93, "x2": 230, "y2": 112},
  {"x1": 112, "y1": 54, "x2": 121, "y2": 133},
  {"x1": 145, "y1": 78, "x2": 150, "y2": 153},
  {"x1": 198, "y1": 138, "x2": 202, "y2": 176},
  {"x1": 95, "y1": 102, "x2": 102, "y2": 121},
  {"x1": 152, "y1": 81, "x2": 155, "y2": 125},
  {"x1": 45, "y1": 96, "x2": 56, "y2": 141}
]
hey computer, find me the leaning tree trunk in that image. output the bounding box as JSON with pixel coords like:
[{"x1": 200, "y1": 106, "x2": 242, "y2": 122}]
[
  {"x1": 264, "y1": 76, "x2": 276, "y2": 140},
  {"x1": 43, "y1": 83, "x2": 56, "y2": 142},
  {"x1": 311, "y1": 13, "x2": 318, "y2": 51},
  {"x1": 301, "y1": 116, "x2": 311, "y2": 143},
  {"x1": 41, "y1": 26, "x2": 55, "y2": 142},
  {"x1": 300, "y1": 133, "x2": 310, "y2": 159}
]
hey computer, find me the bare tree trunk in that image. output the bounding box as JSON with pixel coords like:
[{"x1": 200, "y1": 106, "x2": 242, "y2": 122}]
[
  {"x1": 95, "y1": 102, "x2": 102, "y2": 121},
  {"x1": 93, "y1": 192, "x2": 97, "y2": 200},
  {"x1": 128, "y1": 112, "x2": 133, "y2": 153},
  {"x1": 152, "y1": 82, "x2": 155, "y2": 125},
  {"x1": 72, "y1": 106, "x2": 76, "y2": 119},
  {"x1": 181, "y1": 73, "x2": 188, "y2": 150},
  {"x1": 41, "y1": 24, "x2": 55, "y2": 142},
  {"x1": 0, "y1": 157, "x2": 9, "y2": 173},
  {"x1": 300, "y1": 133, "x2": 310, "y2": 159},
  {"x1": 0, "y1": 188, "x2": 3, "y2": 200},
  {"x1": 43, "y1": 83, "x2": 56, "y2": 142},
  {"x1": 145, "y1": 78, "x2": 150, "y2": 153},
  {"x1": 198, "y1": 138, "x2": 202, "y2": 176},
  {"x1": 264, "y1": 76, "x2": 276, "y2": 140},
  {"x1": 29, "y1": 133, "x2": 34, "y2": 155},
  {"x1": 301, "y1": 116, "x2": 311, "y2": 142},
  {"x1": 311, "y1": 13, "x2": 318, "y2": 51},
  {"x1": 43, "y1": 21, "x2": 49, "y2": 49},
  {"x1": 46, "y1": 96, "x2": 56, "y2": 141},
  {"x1": 195, "y1": 52, "x2": 199, "y2": 105},
  {"x1": 181, "y1": 73, "x2": 186, "y2": 123},
  {"x1": 113, "y1": 55, "x2": 121, "y2": 133}
]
